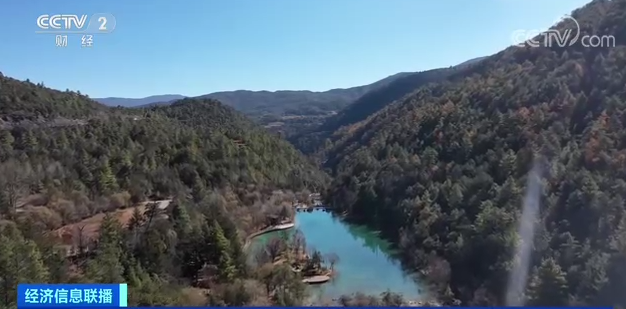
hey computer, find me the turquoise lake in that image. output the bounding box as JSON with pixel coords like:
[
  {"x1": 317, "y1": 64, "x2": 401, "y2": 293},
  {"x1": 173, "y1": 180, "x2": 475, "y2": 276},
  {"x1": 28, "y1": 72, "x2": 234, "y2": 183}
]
[{"x1": 249, "y1": 210, "x2": 426, "y2": 302}]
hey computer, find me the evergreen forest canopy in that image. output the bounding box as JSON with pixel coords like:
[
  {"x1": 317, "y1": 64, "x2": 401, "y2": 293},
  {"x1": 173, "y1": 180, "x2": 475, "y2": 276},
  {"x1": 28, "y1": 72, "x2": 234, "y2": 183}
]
[
  {"x1": 2, "y1": 0, "x2": 626, "y2": 307},
  {"x1": 323, "y1": 0, "x2": 626, "y2": 306},
  {"x1": 0, "y1": 73, "x2": 344, "y2": 307},
  {"x1": 289, "y1": 57, "x2": 487, "y2": 156}
]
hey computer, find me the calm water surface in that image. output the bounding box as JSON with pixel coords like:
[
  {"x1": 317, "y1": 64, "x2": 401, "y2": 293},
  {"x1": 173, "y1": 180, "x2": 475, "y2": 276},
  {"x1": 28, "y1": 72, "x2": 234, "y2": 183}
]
[{"x1": 250, "y1": 210, "x2": 425, "y2": 302}]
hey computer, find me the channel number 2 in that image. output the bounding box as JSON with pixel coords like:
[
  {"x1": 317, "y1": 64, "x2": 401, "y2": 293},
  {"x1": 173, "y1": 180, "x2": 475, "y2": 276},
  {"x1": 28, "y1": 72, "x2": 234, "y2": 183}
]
[{"x1": 98, "y1": 17, "x2": 107, "y2": 30}]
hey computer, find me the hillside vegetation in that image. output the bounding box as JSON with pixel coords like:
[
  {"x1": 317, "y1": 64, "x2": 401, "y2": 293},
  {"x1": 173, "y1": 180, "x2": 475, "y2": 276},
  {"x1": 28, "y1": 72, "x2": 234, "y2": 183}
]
[
  {"x1": 289, "y1": 58, "x2": 486, "y2": 156},
  {"x1": 0, "y1": 75, "x2": 334, "y2": 307},
  {"x1": 0, "y1": 73, "x2": 106, "y2": 121},
  {"x1": 325, "y1": 0, "x2": 626, "y2": 306}
]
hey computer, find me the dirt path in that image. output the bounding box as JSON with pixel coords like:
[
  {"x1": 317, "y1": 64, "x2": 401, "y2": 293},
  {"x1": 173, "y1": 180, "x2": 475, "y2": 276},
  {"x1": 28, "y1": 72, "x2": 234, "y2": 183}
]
[
  {"x1": 243, "y1": 222, "x2": 295, "y2": 250},
  {"x1": 302, "y1": 275, "x2": 331, "y2": 284}
]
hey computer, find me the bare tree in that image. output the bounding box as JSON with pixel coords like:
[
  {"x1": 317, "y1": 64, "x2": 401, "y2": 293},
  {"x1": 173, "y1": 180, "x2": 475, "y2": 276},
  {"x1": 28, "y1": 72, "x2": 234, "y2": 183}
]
[
  {"x1": 254, "y1": 247, "x2": 271, "y2": 265},
  {"x1": 309, "y1": 249, "x2": 324, "y2": 269},
  {"x1": 281, "y1": 205, "x2": 295, "y2": 220},
  {"x1": 74, "y1": 225, "x2": 87, "y2": 255},
  {"x1": 256, "y1": 263, "x2": 275, "y2": 296},
  {"x1": 381, "y1": 291, "x2": 405, "y2": 306},
  {"x1": 425, "y1": 254, "x2": 451, "y2": 288},
  {"x1": 0, "y1": 159, "x2": 30, "y2": 215},
  {"x1": 265, "y1": 237, "x2": 285, "y2": 262},
  {"x1": 144, "y1": 202, "x2": 159, "y2": 232},
  {"x1": 198, "y1": 264, "x2": 219, "y2": 289},
  {"x1": 290, "y1": 229, "x2": 306, "y2": 254},
  {"x1": 325, "y1": 252, "x2": 340, "y2": 270}
]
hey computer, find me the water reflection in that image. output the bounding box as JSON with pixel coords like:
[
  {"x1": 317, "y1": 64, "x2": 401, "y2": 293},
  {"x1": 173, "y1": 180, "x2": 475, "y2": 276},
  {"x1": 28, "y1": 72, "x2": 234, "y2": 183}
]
[{"x1": 249, "y1": 211, "x2": 424, "y2": 301}]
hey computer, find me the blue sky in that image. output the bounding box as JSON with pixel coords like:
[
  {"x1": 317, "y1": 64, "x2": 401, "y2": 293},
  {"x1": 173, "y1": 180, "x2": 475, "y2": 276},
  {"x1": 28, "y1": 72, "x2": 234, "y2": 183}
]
[{"x1": 0, "y1": 0, "x2": 591, "y2": 98}]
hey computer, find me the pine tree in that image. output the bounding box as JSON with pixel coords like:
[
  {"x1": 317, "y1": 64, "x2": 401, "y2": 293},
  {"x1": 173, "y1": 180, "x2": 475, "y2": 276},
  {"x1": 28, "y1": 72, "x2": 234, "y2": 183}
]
[
  {"x1": 215, "y1": 215, "x2": 246, "y2": 275},
  {"x1": 527, "y1": 258, "x2": 569, "y2": 306},
  {"x1": 207, "y1": 220, "x2": 236, "y2": 282},
  {"x1": 58, "y1": 130, "x2": 69, "y2": 149},
  {"x1": 86, "y1": 215, "x2": 124, "y2": 283},
  {"x1": 0, "y1": 130, "x2": 14, "y2": 160},
  {"x1": 0, "y1": 224, "x2": 49, "y2": 307},
  {"x1": 20, "y1": 129, "x2": 38, "y2": 152},
  {"x1": 97, "y1": 159, "x2": 118, "y2": 194},
  {"x1": 171, "y1": 202, "x2": 192, "y2": 239}
]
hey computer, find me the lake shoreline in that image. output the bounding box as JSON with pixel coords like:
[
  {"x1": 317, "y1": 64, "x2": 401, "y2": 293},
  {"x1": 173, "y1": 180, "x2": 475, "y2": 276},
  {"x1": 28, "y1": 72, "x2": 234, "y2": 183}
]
[
  {"x1": 247, "y1": 211, "x2": 436, "y2": 305},
  {"x1": 244, "y1": 220, "x2": 335, "y2": 285},
  {"x1": 243, "y1": 222, "x2": 295, "y2": 251}
]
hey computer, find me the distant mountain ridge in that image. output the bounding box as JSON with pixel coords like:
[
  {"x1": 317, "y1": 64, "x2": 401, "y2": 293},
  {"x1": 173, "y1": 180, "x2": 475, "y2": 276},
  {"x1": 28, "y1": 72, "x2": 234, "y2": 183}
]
[
  {"x1": 195, "y1": 73, "x2": 410, "y2": 116},
  {"x1": 95, "y1": 94, "x2": 186, "y2": 107},
  {"x1": 93, "y1": 58, "x2": 485, "y2": 142},
  {"x1": 93, "y1": 72, "x2": 412, "y2": 115},
  {"x1": 94, "y1": 58, "x2": 484, "y2": 116}
]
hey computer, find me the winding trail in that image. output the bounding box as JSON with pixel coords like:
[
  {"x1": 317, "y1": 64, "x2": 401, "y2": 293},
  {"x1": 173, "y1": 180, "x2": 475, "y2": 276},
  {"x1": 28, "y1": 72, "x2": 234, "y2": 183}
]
[
  {"x1": 243, "y1": 222, "x2": 295, "y2": 251},
  {"x1": 302, "y1": 274, "x2": 332, "y2": 284}
]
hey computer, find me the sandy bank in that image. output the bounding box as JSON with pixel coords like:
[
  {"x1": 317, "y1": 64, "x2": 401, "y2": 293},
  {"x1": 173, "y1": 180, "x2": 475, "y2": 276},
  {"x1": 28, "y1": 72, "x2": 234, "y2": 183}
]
[
  {"x1": 302, "y1": 274, "x2": 331, "y2": 284},
  {"x1": 243, "y1": 222, "x2": 295, "y2": 250}
]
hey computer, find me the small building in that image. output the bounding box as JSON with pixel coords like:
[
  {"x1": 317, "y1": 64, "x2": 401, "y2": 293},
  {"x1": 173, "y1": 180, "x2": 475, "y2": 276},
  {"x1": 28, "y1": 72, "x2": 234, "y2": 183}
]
[{"x1": 233, "y1": 139, "x2": 246, "y2": 147}]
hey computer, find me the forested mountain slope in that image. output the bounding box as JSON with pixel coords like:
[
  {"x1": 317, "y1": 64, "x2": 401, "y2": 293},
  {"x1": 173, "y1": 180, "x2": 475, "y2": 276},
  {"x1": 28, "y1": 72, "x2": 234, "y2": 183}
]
[
  {"x1": 0, "y1": 75, "x2": 329, "y2": 306},
  {"x1": 325, "y1": 0, "x2": 626, "y2": 306},
  {"x1": 0, "y1": 90, "x2": 326, "y2": 200},
  {"x1": 0, "y1": 74, "x2": 106, "y2": 121},
  {"x1": 289, "y1": 57, "x2": 486, "y2": 155},
  {"x1": 322, "y1": 56, "x2": 487, "y2": 135},
  {"x1": 289, "y1": 68, "x2": 453, "y2": 154}
]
